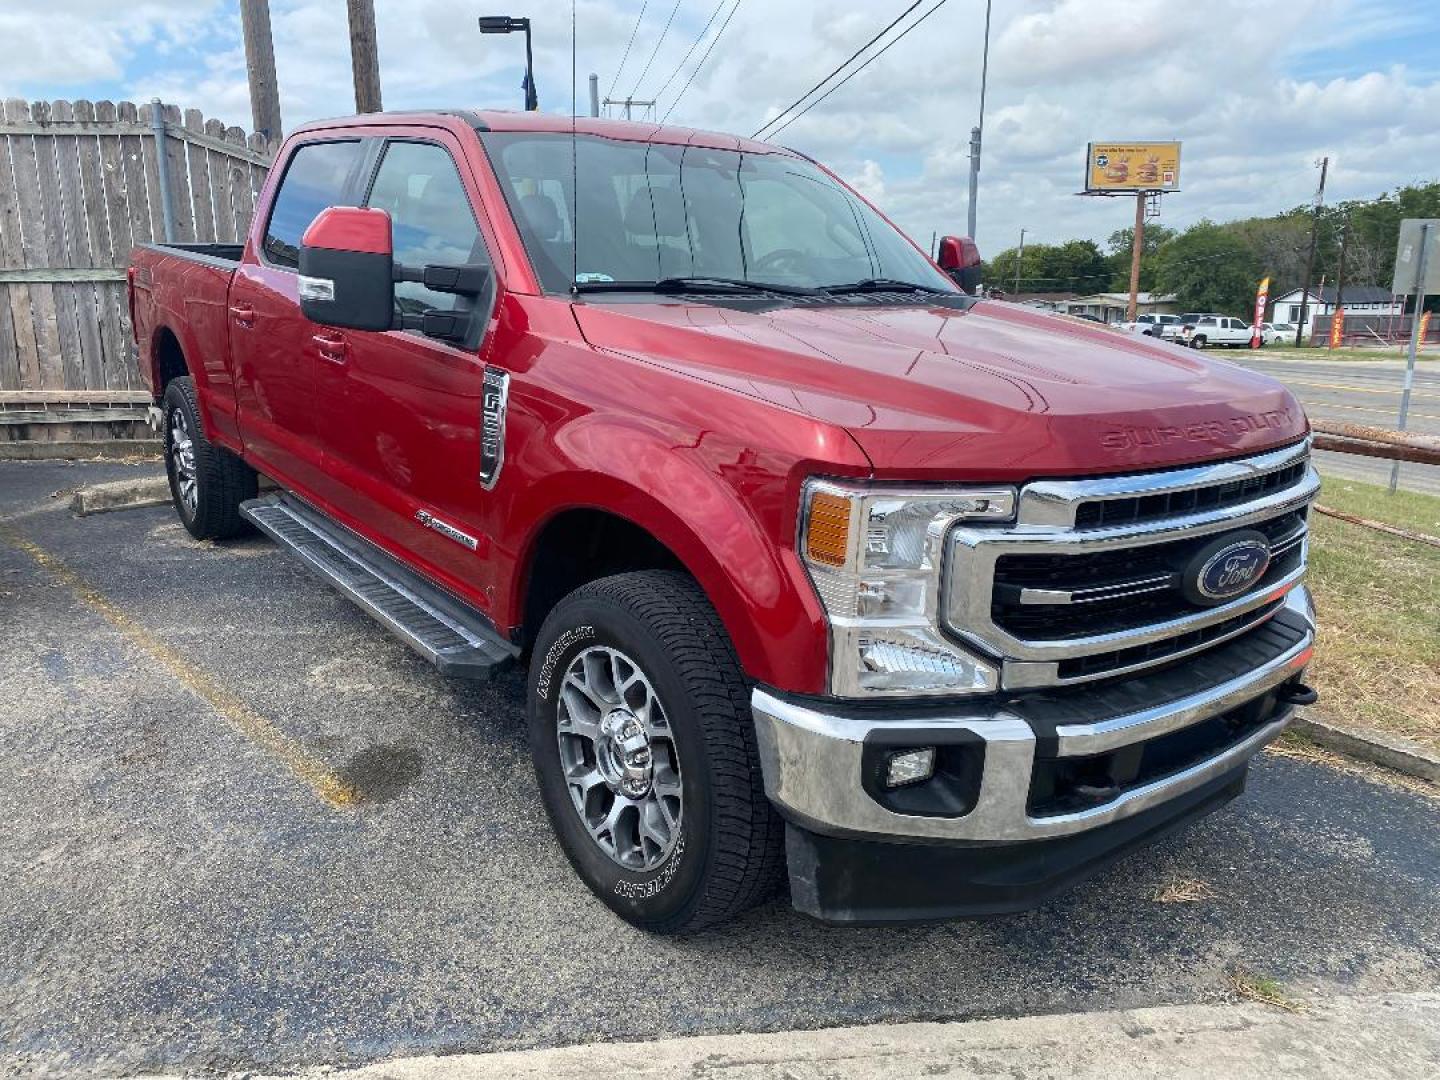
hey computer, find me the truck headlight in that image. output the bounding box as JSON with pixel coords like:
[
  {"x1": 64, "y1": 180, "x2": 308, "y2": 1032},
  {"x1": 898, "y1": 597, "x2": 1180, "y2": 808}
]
[{"x1": 800, "y1": 480, "x2": 1012, "y2": 698}]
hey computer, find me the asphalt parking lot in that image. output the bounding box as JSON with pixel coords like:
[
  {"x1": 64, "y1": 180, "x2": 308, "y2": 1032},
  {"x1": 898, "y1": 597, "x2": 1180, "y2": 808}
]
[{"x1": 3, "y1": 459, "x2": 1439, "y2": 1077}]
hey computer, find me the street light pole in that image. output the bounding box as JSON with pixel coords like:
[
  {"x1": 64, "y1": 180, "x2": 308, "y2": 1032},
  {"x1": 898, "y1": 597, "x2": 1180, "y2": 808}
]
[
  {"x1": 966, "y1": 0, "x2": 993, "y2": 242},
  {"x1": 478, "y1": 15, "x2": 538, "y2": 111},
  {"x1": 1014, "y1": 228, "x2": 1025, "y2": 295}
]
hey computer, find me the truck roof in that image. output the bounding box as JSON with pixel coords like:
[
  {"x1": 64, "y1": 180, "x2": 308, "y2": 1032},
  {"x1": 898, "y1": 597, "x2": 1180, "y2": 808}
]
[{"x1": 292, "y1": 109, "x2": 783, "y2": 155}]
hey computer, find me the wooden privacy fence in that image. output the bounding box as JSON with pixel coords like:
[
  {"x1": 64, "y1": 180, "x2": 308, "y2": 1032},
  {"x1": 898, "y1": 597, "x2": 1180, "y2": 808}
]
[{"x1": 0, "y1": 98, "x2": 274, "y2": 437}]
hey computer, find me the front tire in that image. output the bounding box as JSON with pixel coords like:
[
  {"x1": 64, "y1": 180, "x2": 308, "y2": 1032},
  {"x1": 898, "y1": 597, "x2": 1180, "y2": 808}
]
[
  {"x1": 528, "y1": 570, "x2": 784, "y2": 933},
  {"x1": 163, "y1": 376, "x2": 256, "y2": 540},
  {"x1": 1191, "y1": 335, "x2": 1208, "y2": 349}
]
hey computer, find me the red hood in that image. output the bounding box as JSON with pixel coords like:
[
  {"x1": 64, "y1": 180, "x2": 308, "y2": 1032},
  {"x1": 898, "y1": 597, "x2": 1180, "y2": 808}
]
[{"x1": 572, "y1": 298, "x2": 1308, "y2": 480}]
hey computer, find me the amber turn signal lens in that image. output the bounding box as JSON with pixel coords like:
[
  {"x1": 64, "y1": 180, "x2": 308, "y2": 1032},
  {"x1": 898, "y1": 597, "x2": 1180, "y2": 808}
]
[{"x1": 806, "y1": 490, "x2": 852, "y2": 567}]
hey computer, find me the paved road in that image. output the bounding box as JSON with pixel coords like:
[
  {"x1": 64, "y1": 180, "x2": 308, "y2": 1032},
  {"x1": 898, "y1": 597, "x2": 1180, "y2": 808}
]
[
  {"x1": 2, "y1": 460, "x2": 1439, "y2": 1077},
  {"x1": 1229, "y1": 353, "x2": 1440, "y2": 495}
]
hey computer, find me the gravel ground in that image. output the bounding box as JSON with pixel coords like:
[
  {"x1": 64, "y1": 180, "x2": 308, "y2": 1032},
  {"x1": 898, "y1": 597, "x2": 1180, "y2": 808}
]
[{"x1": 2, "y1": 459, "x2": 1438, "y2": 1077}]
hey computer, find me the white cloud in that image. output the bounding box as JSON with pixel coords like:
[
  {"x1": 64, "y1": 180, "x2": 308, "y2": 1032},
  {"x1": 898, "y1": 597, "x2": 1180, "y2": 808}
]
[
  {"x1": 0, "y1": 0, "x2": 221, "y2": 87},
  {"x1": 2, "y1": 0, "x2": 1437, "y2": 263}
]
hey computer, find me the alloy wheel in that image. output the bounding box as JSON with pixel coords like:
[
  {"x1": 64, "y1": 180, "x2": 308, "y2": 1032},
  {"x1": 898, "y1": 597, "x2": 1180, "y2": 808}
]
[
  {"x1": 555, "y1": 645, "x2": 683, "y2": 872},
  {"x1": 168, "y1": 407, "x2": 198, "y2": 517}
]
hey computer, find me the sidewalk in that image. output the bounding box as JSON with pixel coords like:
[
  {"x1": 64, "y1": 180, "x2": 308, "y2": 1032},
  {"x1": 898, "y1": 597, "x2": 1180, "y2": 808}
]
[{"x1": 254, "y1": 991, "x2": 1439, "y2": 1079}]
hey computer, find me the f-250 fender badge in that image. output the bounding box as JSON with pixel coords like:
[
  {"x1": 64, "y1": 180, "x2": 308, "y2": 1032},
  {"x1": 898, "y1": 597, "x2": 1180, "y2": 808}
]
[{"x1": 480, "y1": 366, "x2": 510, "y2": 490}]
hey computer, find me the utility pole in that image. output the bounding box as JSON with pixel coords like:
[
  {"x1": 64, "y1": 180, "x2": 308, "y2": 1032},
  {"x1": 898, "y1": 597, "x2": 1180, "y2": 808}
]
[
  {"x1": 346, "y1": 0, "x2": 383, "y2": 113},
  {"x1": 1126, "y1": 192, "x2": 1146, "y2": 322},
  {"x1": 1014, "y1": 228, "x2": 1026, "y2": 295},
  {"x1": 1294, "y1": 155, "x2": 1329, "y2": 347},
  {"x1": 589, "y1": 73, "x2": 600, "y2": 118},
  {"x1": 966, "y1": 0, "x2": 993, "y2": 241},
  {"x1": 603, "y1": 97, "x2": 656, "y2": 120},
  {"x1": 239, "y1": 0, "x2": 282, "y2": 143}
]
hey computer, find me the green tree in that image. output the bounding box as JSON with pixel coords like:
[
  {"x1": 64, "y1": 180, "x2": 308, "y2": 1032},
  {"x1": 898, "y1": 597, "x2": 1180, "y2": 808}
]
[
  {"x1": 1045, "y1": 239, "x2": 1110, "y2": 293},
  {"x1": 985, "y1": 239, "x2": 1109, "y2": 294},
  {"x1": 1104, "y1": 224, "x2": 1175, "y2": 291},
  {"x1": 985, "y1": 243, "x2": 1049, "y2": 293},
  {"x1": 1153, "y1": 221, "x2": 1263, "y2": 316}
]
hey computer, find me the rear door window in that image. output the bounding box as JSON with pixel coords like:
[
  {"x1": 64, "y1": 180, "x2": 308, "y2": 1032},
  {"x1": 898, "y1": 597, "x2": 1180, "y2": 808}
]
[{"x1": 263, "y1": 140, "x2": 365, "y2": 268}]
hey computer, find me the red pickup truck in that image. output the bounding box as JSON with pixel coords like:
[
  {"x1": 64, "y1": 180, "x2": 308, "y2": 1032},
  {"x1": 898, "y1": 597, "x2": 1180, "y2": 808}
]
[{"x1": 129, "y1": 110, "x2": 1319, "y2": 932}]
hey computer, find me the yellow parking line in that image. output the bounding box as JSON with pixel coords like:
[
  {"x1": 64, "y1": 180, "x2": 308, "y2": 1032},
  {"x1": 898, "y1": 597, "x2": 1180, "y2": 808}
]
[
  {"x1": 1303, "y1": 401, "x2": 1440, "y2": 424},
  {"x1": 2, "y1": 527, "x2": 360, "y2": 808},
  {"x1": 1284, "y1": 377, "x2": 1440, "y2": 401}
]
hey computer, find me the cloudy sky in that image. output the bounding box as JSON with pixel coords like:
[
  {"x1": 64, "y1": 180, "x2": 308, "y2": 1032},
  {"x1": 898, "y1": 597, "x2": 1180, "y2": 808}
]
[{"x1": 4, "y1": 0, "x2": 1439, "y2": 258}]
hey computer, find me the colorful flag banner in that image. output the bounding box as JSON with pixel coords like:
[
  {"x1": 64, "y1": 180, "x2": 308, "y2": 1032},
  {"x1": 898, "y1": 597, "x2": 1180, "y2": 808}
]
[{"x1": 1251, "y1": 277, "x2": 1270, "y2": 349}]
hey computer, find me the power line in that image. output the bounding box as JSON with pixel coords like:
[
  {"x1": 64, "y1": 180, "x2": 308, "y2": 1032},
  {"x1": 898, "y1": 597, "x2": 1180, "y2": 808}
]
[
  {"x1": 752, "y1": 0, "x2": 922, "y2": 140},
  {"x1": 762, "y1": 0, "x2": 950, "y2": 141},
  {"x1": 660, "y1": 0, "x2": 740, "y2": 122},
  {"x1": 651, "y1": 0, "x2": 728, "y2": 103},
  {"x1": 629, "y1": 0, "x2": 685, "y2": 100},
  {"x1": 606, "y1": 1, "x2": 650, "y2": 101}
]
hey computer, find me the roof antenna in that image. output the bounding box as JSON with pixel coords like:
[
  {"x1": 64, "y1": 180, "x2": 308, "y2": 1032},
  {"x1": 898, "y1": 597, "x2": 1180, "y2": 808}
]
[{"x1": 570, "y1": 0, "x2": 580, "y2": 293}]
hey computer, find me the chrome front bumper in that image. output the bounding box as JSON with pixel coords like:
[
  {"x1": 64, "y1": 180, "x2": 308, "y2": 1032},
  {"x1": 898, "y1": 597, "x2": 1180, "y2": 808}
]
[{"x1": 753, "y1": 587, "x2": 1313, "y2": 845}]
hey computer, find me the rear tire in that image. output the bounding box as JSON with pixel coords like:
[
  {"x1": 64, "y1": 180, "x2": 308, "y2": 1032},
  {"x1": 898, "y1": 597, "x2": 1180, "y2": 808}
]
[
  {"x1": 163, "y1": 376, "x2": 256, "y2": 540},
  {"x1": 528, "y1": 570, "x2": 784, "y2": 933}
]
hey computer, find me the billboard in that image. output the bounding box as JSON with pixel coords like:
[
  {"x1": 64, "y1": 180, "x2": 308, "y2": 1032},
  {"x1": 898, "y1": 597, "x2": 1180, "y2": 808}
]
[{"x1": 1084, "y1": 142, "x2": 1181, "y2": 193}]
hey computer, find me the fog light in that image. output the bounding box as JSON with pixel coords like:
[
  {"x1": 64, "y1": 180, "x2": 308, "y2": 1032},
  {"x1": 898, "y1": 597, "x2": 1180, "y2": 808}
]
[{"x1": 884, "y1": 747, "x2": 936, "y2": 788}]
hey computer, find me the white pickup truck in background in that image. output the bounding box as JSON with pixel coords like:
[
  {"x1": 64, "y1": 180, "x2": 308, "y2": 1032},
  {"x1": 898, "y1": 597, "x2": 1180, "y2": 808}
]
[
  {"x1": 1180, "y1": 314, "x2": 1254, "y2": 348},
  {"x1": 1121, "y1": 313, "x2": 1180, "y2": 336}
]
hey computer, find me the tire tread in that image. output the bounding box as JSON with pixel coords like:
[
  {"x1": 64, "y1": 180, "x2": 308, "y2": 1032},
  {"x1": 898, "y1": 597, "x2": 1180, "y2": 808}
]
[
  {"x1": 542, "y1": 570, "x2": 785, "y2": 932},
  {"x1": 164, "y1": 376, "x2": 256, "y2": 540}
]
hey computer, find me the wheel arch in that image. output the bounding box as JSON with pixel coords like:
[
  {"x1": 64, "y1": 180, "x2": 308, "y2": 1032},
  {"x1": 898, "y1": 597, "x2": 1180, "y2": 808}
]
[
  {"x1": 151, "y1": 325, "x2": 190, "y2": 392},
  {"x1": 508, "y1": 471, "x2": 828, "y2": 694}
]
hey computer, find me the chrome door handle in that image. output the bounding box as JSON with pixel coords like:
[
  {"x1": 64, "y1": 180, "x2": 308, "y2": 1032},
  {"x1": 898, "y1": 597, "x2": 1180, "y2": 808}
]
[{"x1": 312, "y1": 332, "x2": 349, "y2": 363}]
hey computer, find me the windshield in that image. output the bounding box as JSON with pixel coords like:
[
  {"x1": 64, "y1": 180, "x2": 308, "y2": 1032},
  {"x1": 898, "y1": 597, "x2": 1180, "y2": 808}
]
[{"x1": 481, "y1": 132, "x2": 956, "y2": 295}]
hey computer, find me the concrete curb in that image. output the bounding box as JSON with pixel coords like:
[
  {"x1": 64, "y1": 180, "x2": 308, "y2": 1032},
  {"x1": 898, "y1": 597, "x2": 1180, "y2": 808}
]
[
  {"x1": 223, "y1": 992, "x2": 1440, "y2": 1079},
  {"x1": 0, "y1": 439, "x2": 162, "y2": 461},
  {"x1": 1293, "y1": 711, "x2": 1440, "y2": 785},
  {"x1": 70, "y1": 475, "x2": 170, "y2": 517}
]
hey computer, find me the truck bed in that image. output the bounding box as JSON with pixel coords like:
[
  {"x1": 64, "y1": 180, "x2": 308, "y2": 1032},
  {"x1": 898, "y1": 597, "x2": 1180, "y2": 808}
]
[
  {"x1": 129, "y1": 242, "x2": 245, "y2": 406},
  {"x1": 137, "y1": 242, "x2": 246, "y2": 268}
]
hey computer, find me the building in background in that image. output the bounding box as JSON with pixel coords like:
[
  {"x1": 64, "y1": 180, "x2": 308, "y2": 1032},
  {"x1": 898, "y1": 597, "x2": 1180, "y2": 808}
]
[
  {"x1": 1270, "y1": 285, "x2": 1402, "y2": 326},
  {"x1": 1056, "y1": 292, "x2": 1179, "y2": 323}
]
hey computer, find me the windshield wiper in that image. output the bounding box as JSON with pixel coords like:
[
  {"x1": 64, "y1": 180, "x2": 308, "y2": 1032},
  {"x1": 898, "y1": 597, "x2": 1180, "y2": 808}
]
[
  {"x1": 571, "y1": 276, "x2": 821, "y2": 297},
  {"x1": 823, "y1": 277, "x2": 953, "y2": 295}
]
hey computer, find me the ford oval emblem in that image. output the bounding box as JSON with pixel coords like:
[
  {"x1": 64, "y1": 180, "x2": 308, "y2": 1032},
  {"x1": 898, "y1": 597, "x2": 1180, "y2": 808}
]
[{"x1": 1183, "y1": 531, "x2": 1272, "y2": 605}]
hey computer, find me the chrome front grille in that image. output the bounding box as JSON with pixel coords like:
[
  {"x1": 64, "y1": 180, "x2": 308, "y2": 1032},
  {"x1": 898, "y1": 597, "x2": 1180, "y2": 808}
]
[
  {"x1": 990, "y1": 509, "x2": 1307, "y2": 640},
  {"x1": 944, "y1": 439, "x2": 1318, "y2": 690}
]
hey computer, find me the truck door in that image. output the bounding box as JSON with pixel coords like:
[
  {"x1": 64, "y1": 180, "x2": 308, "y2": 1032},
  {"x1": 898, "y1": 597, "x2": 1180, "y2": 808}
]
[
  {"x1": 312, "y1": 134, "x2": 502, "y2": 607},
  {"x1": 229, "y1": 138, "x2": 368, "y2": 495}
]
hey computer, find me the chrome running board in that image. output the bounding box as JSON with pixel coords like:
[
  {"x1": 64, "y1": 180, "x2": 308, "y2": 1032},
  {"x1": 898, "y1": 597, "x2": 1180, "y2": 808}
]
[{"x1": 241, "y1": 493, "x2": 516, "y2": 679}]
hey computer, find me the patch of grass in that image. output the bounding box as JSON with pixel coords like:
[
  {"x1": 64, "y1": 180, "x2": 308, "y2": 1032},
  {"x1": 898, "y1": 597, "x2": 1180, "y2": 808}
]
[
  {"x1": 1263, "y1": 345, "x2": 1437, "y2": 362},
  {"x1": 1317, "y1": 476, "x2": 1440, "y2": 536},
  {"x1": 1152, "y1": 877, "x2": 1217, "y2": 904},
  {"x1": 1228, "y1": 968, "x2": 1305, "y2": 1012},
  {"x1": 1306, "y1": 475, "x2": 1440, "y2": 751}
]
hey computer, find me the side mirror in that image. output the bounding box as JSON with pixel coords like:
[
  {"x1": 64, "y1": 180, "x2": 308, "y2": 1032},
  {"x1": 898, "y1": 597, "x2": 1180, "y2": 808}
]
[
  {"x1": 937, "y1": 234, "x2": 983, "y2": 295},
  {"x1": 299, "y1": 207, "x2": 395, "y2": 332}
]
